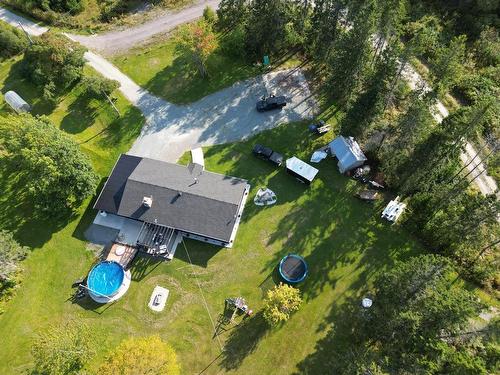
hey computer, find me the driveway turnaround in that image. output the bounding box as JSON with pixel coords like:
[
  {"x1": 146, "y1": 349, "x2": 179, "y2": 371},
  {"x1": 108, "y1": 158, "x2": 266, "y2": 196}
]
[
  {"x1": 74, "y1": 50, "x2": 318, "y2": 162},
  {"x1": 128, "y1": 69, "x2": 317, "y2": 161}
]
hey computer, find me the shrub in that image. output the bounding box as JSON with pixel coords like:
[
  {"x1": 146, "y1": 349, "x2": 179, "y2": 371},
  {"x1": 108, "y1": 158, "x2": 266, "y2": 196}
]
[
  {"x1": 22, "y1": 32, "x2": 86, "y2": 96},
  {"x1": 263, "y1": 283, "x2": 302, "y2": 326},
  {"x1": 0, "y1": 23, "x2": 28, "y2": 60},
  {"x1": 98, "y1": 336, "x2": 180, "y2": 375},
  {"x1": 203, "y1": 6, "x2": 217, "y2": 25},
  {"x1": 0, "y1": 231, "x2": 28, "y2": 299},
  {"x1": 81, "y1": 75, "x2": 119, "y2": 98}
]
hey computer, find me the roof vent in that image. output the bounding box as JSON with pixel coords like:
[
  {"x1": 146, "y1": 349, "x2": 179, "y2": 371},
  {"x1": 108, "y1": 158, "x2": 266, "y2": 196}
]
[{"x1": 143, "y1": 196, "x2": 153, "y2": 208}]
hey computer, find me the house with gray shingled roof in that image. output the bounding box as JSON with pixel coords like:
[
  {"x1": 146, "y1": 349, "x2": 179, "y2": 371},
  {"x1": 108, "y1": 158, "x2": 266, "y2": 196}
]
[{"x1": 91, "y1": 154, "x2": 250, "y2": 258}]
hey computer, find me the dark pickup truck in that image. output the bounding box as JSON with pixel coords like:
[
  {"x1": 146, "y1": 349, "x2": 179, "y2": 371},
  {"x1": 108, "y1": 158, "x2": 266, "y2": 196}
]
[
  {"x1": 252, "y1": 144, "x2": 284, "y2": 166},
  {"x1": 256, "y1": 95, "x2": 287, "y2": 112}
]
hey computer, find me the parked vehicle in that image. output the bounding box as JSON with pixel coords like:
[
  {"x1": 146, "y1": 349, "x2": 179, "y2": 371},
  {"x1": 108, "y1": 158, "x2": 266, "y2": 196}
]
[
  {"x1": 252, "y1": 144, "x2": 284, "y2": 166},
  {"x1": 256, "y1": 95, "x2": 287, "y2": 112}
]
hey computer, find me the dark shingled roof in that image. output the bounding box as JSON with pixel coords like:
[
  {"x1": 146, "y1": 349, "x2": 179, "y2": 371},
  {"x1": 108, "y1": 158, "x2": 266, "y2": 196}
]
[{"x1": 94, "y1": 154, "x2": 249, "y2": 242}]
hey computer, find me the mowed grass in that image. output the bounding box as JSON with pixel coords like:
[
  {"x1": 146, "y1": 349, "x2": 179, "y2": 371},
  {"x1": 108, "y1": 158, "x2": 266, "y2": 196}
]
[
  {"x1": 0, "y1": 57, "x2": 144, "y2": 175},
  {"x1": 0, "y1": 69, "x2": 425, "y2": 375},
  {"x1": 112, "y1": 34, "x2": 263, "y2": 104}
]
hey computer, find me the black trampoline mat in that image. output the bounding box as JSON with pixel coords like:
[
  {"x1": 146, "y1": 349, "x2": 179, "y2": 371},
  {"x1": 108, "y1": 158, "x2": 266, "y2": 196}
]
[{"x1": 281, "y1": 257, "x2": 306, "y2": 279}]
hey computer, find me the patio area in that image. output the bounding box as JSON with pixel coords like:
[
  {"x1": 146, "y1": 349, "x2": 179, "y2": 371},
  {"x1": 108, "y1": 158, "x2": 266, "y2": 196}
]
[{"x1": 106, "y1": 243, "x2": 138, "y2": 270}]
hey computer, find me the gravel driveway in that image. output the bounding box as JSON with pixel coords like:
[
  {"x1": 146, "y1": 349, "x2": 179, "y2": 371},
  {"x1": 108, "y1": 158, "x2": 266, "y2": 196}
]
[
  {"x1": 129, "y1": 69, "x2": 318, "y2": 161},
  {"x1": 82, "y1": 52, "x2": 317, "y2": 161}
]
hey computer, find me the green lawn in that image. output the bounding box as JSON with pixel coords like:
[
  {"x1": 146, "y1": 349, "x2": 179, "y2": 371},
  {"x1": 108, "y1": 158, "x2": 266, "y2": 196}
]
[
  {"x1": 0, "y1": 75, "x2": 426, "y2": 375},
  {"x1": 111, "y1": 33, "x2": 299, "y2": 104}
]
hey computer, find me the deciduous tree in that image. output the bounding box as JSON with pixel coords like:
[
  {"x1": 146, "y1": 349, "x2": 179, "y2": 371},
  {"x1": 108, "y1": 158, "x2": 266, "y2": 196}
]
[
  {"x1": 98, "y1": 336, "x2": 180, "y2": 375},
  {"x1": 22, "y1": 32, "x2": 86, "y2": 99},
  {"x1": 31, "y1": 320, "x2": 94, "y2": 375},
  {"x1": 263, "y1": 283, "x2": 302, "y2": 326},
  {"x1": 0, "y1": 115, "x2": 99, "y2": 214},
  {"x1": 176, "y1": 20, "x2": 218, "y2": 77}
]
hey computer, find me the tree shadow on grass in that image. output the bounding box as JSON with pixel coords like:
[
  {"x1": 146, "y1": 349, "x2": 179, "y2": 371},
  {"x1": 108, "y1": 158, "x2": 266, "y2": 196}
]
[
  {"x1": 293, "y1": 295, "x2": 376, "y2": 374},
  {"x1": 97, "y1": 106, "x2": 144, "y2": 148},
  {"x1": 143, "y1": 50, "x2": 259, "y2": 105},
  {"x1": 60, "y1": 93, "x2": 99, "y2": 134},
  {"x1": 219, "y1": 311, "x2": 269, "y2": 371},
  {"x1": 0, "y1": 158, "x2": 74, "y2": 248},
  {"x1": 72, "y1": 178, "x2": 107, "y2": 242}
]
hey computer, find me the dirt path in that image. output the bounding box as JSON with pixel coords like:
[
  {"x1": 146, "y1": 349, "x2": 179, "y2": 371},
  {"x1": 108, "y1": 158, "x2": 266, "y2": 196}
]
[
  {"x1": 69, "y1": 0, "x2": 221, "y2": 55},
  {"x1": 401, "y1": 64, "x2": 498, "y2": 196}
]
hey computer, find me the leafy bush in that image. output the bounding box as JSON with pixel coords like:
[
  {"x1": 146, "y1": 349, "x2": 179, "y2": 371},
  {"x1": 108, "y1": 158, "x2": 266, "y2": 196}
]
[
  {"x1": 263, "y1": 283, "x2": 302, "y2": 326},
  {"x1": 32, "y1": 320, "x2": 94, "y2": 375},
  {"x1": 81, "y1": 75, "x2": 119, "y2": 98},
  {"x1": 0, "y1": 23, "x2": 28, "y2": 60},
  {"x1": 0, "y1": 231, "x2": 28, "y2": 300},
  {"x1": 0, "y1": 115, "x2": 99, "y2": 214},
  {"x1": 98, "y1": 336, "x2": 180, "y2": 375},
  {"x1": 22, "y1": 32, "x2": 86, "y2": 98},
  {"x1": 203, "y1": 6, "x2": 217, "y2": 25}
]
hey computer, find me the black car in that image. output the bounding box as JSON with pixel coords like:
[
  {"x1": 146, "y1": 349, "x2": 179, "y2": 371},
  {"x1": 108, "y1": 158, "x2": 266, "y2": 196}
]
[
  {"x1": 256, "y1": 95, "x2": 287, "y2": 112},
  {"x1": 252, "y1": 144, "x2": 284, "y2": 166}
]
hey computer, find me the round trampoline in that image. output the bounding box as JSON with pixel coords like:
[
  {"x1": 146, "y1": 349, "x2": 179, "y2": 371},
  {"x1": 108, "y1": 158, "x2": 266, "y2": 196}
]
[
  {"x1": 87, "y1": 261, "x2": 125, "y2": 300},
  {"x1": 279, "y1": 254, "x2": 308, "y2": 283}
]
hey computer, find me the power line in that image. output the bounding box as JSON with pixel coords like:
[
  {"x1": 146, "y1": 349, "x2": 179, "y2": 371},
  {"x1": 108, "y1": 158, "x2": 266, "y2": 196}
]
[{"x1": 182, "y1": 240, "x2": 224, "y2": 352}]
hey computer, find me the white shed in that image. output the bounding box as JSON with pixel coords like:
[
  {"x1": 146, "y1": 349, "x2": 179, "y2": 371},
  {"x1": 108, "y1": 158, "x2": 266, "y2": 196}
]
[
  {"x1": 4, "y1": 91, "x2": 31, "y2": 113},
  {"x1": 329, "y1": 135, "x2": 367, "y2": 173}
]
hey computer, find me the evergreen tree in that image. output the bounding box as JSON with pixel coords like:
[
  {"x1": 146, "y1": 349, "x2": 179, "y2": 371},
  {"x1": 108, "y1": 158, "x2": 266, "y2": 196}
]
[
  {"x1": 326, "y1": 0, "x2": 379, "y2": 106},
  {"x1": 307, "y1": 0, "x2": 345, "y2": 60},
  {"x1": 216, "y1": 0, "x2": 248, "y2": 31},
  {"x1": 244, "y1": 0, "x2": 292, "y2": 60},
  {"x1": 366, "y1": 255, "x2": 484, "y2": 372},
  {"x1": 430, "y1": 35, "x2": 467, "y2": 97}
]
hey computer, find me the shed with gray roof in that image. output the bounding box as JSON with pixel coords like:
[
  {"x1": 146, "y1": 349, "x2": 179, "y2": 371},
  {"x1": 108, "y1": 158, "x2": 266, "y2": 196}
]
[{"x1": 329, "y1": 136, "x2": 367, "y2": 173}]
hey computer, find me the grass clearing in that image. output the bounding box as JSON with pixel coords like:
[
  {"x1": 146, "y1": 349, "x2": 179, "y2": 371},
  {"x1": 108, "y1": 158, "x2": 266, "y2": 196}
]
[
  {"x1": 112, "y1": 32, "x2": 300, "y2": 104},
  {"x1": 0, "y1": 82, "x2": 426, "y2": 373}
]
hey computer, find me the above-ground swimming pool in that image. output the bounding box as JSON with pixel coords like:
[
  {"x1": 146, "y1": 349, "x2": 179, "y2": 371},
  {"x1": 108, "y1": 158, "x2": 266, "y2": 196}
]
[
  {"x1": 87, "y1": 261, "x2": 125, "y2": 299},
  {"x1": 279, "y1": 254, "x2": 308, "y2": 283}
]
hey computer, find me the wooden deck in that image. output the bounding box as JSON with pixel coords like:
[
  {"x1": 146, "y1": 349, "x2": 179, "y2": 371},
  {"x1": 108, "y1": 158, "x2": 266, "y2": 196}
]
[{"x1": 106, "y1": 243, "x2": 138, "y2": 269}]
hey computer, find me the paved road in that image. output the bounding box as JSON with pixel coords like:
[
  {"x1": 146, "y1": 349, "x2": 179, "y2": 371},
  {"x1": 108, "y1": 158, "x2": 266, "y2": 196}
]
[{"x1": 70, "y1": 0, "x2": 221, "y2": 54}]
